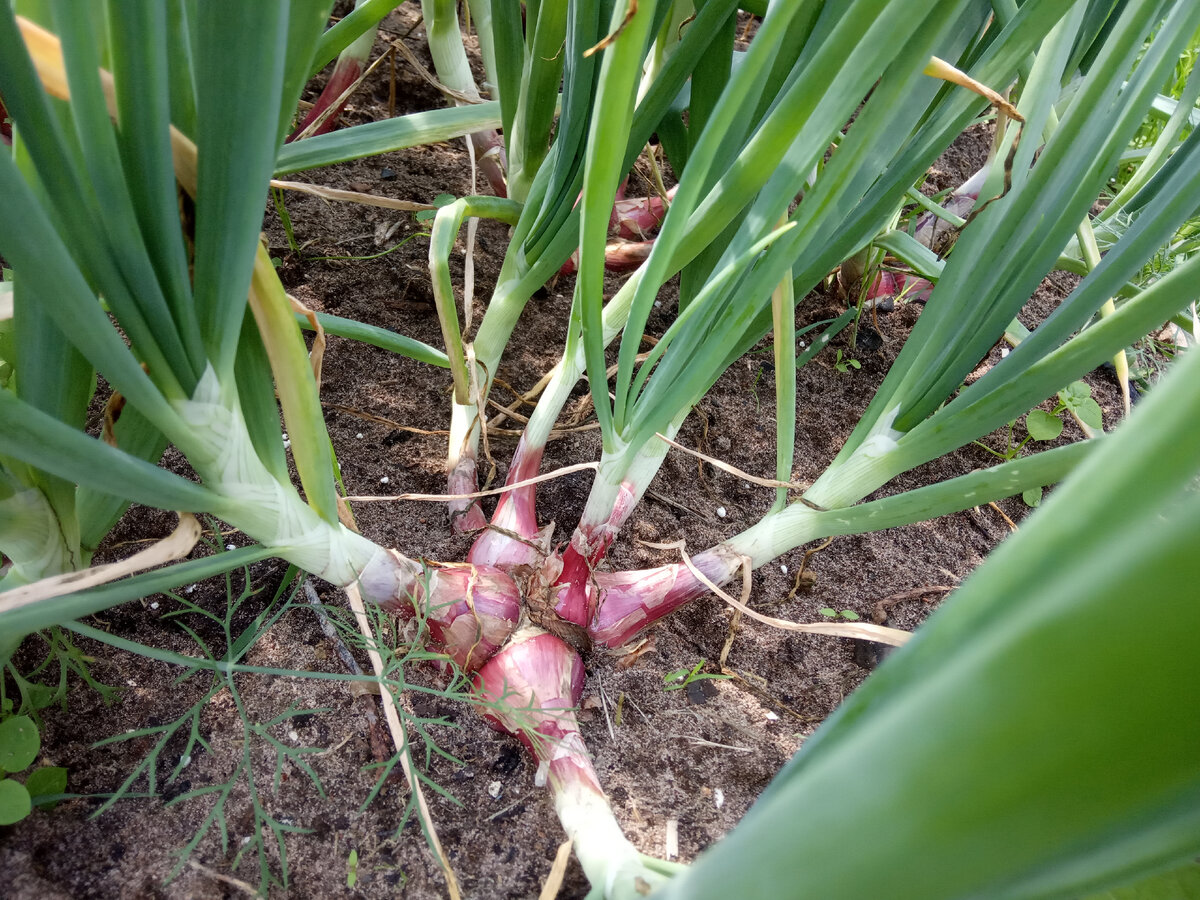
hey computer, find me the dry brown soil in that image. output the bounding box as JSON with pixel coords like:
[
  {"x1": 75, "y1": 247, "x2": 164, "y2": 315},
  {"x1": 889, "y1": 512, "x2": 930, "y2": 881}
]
[{"x1": 0, "y1": 8, "x2": 1128, "y2": 900}]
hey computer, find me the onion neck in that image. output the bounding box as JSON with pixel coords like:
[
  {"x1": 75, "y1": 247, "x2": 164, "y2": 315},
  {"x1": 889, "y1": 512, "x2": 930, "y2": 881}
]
[
  {"x1": 447, "y1": 402, "x2": 488, "y2": 533},
  {"x1": 554, "y1": 423, "x2": 679, "y2": 626},
  {"x1": 468, "y1": 436, "x2": 548, "y2": 570},
  {"x1": 171, "y1": 366, "x2": 390, "y2": 588}
]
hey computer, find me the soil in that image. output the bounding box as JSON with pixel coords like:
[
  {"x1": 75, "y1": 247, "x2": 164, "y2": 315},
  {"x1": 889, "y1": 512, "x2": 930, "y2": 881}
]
[{"x1": 0, "y1": 8, "x2": 1129, "y2": 900}]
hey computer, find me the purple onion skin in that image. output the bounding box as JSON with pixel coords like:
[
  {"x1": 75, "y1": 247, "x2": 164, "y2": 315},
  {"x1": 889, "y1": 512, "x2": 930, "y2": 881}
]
[
  {"x1": 472, "y1": 630, "x2": 601, "y2": 793},
  {"x1": 382, "y1": 562, "x2": 521, "y2": 672},
  {"x1": 866, "y1": 270, "x2": 934, "y2": 304},
  {"x1": 468, "y1": 437, "x2": 545, "y2": 570},
  {"x1": 470, "y1": 130, "x2": 508, "y2": 198},
  {"x1": 589, "y1": 547, "x2": 742, "y2": 648},
  {"x1": 448, "y1": 452, "x2": 490, "y2": 534},
  {"x1": 553, "y1": 482, "x2": 639, "y2": 627},
  {"x1": 287, "y1": 58, "x2": 364, "y2": 142}
]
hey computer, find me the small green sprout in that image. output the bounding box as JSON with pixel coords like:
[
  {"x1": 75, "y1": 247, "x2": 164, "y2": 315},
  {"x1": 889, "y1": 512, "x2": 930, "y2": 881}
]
[
  {"x1": 663, "y1": 659, "x2": 733, "y2": 692},
  {"x1": 415, "y1": 192, "x2": 457, "y2": 223},
  {"x1": 977, "y1": 381, "x2": 1104, "y2": 471},
  {"x1": 1021, "y1": 382, "x2": 1103, "y2": 507},
  {"x1": 750, "y1": 364, "x2": 768, "y2": 413},
  {"x1": 818, "y1": 608, "x2": 861, "y2": 621},
  {"x1": 834, "y1": 349, "x2": 861, "y2": 374},
  {"x1": 0, "y1": 714, "x2": 67, "y2": 825},
  {"x1": 347, "y1": 849, "x2": 359, "y2": 888}
]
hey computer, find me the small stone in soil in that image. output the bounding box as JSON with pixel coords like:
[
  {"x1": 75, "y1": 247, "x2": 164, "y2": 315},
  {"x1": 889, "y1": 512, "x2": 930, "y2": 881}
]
[
  {"x1": 383, "y1": 429, "x2": 410, "y2": 446},
  {"x1": 686, "y1": 679, "x2": 717, "y2": 705},
  {"x1": 854, "y1": 639, "x2": 894, "y2": 670},
  {"x1": 854, "y1": 325, "x2": 884, "y2": 353},
  {"x1": 487, "y1": 781, "x2": 502, "y2": 799},
  {"x1": 380, "y1": 167, "x2": 397, "y2": 180},
  {"x1": 493, "y1": 743, "x2": 523, "y2": 776}
]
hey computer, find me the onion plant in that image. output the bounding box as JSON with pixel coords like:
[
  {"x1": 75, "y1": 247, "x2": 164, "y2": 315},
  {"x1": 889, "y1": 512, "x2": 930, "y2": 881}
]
[{"x1": 2, "y1": 1, "x2": 1199, "y2": 897}]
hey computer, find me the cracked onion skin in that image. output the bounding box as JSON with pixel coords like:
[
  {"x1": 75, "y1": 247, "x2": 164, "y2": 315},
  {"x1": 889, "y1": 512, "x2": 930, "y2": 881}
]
[{"x1": 375, "y1": 552, "x2": 521, "y2": 672}]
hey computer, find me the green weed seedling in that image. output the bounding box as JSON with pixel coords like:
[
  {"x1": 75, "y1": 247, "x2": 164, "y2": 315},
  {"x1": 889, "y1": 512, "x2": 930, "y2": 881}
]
[
  {"x1": 1025, "y1": 381, "x2": 1104, "y2": 443},
  {"x1": 2, "y1": 626, "x2": 121, "y2": 720},
  {"x1": 663, "y1": 659, "x2": 733, "y2": 692},
  {"x1": 271, "y1": 186, "x2": 302, "y2": 255},
  {"x1": 818, "y1": 608, "x2": 861, "y2": 621},
  {"x1": 0, "y1": 713, "x2": 67, "y2": 825},
  {"x1": 1024, "y1": 382, "x2": 1103, "y2": 506},
  {"x1": 414, "y1": 193, "x2": 457, "y2": 224},
  {"x1": 64, "y1": 541, "x2": 475, "y2": 895},
  {"x1": 833, "y1": 349, "x2": 861, "y2": 374},
  {"x1": 977, "y1": 381, "x2": 1105, "y2": 504}
]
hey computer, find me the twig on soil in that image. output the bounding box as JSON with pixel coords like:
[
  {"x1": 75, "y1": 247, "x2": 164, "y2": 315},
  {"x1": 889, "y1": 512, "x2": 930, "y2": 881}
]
[
  {"x1": 303, "y1": 579, "x2": 393, "y2": 761},
  {"x1": 344, "y1": 582, "x2": 463, "y2": 900},
  {"x1": 717, "y1": 558, "x2": 754, "y2": 671},
  {"x1": 646, "y1": 541, "x2": 913, "y2": 647},
  {"x1": 786, "y1": 537, "x2": 834, "y2": 600},
  {"x1": 987, "y1": 501, "x2": 1019, "y2": 532},
  {"x1": 656, "y1": 433, "x2": 813, "y2": 493},
  {"x1": 718, "y1": 670, "x2": 822, "y2": 724},
  {"x1": 621, "y1": 690, "x2": 653, "y2": 726},
  {"x1": 489, "y1": 376, "x2": 539, "y2": 408},
  {"x1": 304, "y1": 579, "x2": 363, "y2": 675},
  {"x1": 344, "y1": 460, "x2": 599, "y2": 503},
  {"x1": 389, "y1": 41, "x2": 397, "y2": 118},
  {"x1": 186, "y1": 860, "x2": 260, "y2": 897},
  {"x1": 323, "y1": 400, "x2": 595, "y2": 441},
  {"x1": 718, "y1": 608, "x2": 742, "y2": 672},
  {"x1": 486, "y1": 792, "x2": 532, "y2": 822},
  {"x1": 270, "y1": 179, "x2": 437, "y2": 213},
  {"x1": 667, "y1": 734, "x2": 753, "y2": 753},
  {"x1": 870, "y1": 584, "x2": 955, "y2": 625},
  {"x1": 484, "y1": 398, "x2": 600, "y2": 435},
  {"x1": 596, "y1": 672, "x2": 617, "y2": 743},
  {"x1": 487, "y1": 370, "x2": 558, "y2": 429},
  {"x1": 645, "y1": 489, "x2": 705, "y2": 518},
  {"x1": 538, "y1": 839, "x2": 575, "y2": 900},
  {"x1": 391, "y1": 36, "x2": 481, "y2": 104},
  {"x1": 322, "y1": 402, "x2": 451, "y2": 435},
  {"x1": 715, "y1": 564, "x2": 820, "y2": 724}
]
